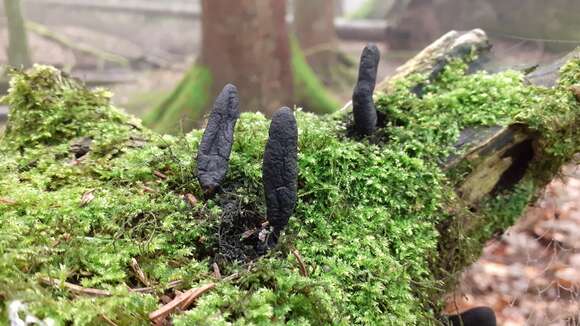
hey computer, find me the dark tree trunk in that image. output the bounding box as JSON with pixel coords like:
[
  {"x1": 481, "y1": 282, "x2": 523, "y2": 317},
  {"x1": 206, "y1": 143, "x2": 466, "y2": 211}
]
[
  {"x1": 4, "y1": 0, "x2": 32, "y2": 68},
  {"x1": 200, "y1": 0, "x2": 293, "y2": 116}
]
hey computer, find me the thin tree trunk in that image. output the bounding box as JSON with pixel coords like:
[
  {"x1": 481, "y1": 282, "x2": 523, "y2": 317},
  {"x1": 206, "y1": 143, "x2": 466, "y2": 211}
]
[
  {"x1": 4, "y1": 0, "x2": 32, "y2": 68},
  {"x1": 200, "y1": 0, "x2": 293, "y2": 115},
  {"x1": 293, "y1": 0, "x2": 338, "y2": 84}
]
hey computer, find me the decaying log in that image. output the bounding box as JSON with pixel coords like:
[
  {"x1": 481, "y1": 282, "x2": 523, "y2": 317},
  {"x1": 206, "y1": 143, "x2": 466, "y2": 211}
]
[
  {"x1": 377, "y1": 28, "x2": 491, "y2": 95},
  {"x1": 373, "y1": 29, "x2": 569, "y2": 208}
]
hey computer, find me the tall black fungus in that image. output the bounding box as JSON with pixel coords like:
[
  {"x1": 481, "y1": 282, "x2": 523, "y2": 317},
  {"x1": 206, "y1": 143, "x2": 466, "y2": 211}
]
[
  {"x1": 262, "y1": 107, "x2": 298, "y2": 247},
  {"x1": 196, "y1": 84, "x2": 240, "y2": 194},
  {"x1": 352, "y1": 43, "x2": 380, "y2": 136}
]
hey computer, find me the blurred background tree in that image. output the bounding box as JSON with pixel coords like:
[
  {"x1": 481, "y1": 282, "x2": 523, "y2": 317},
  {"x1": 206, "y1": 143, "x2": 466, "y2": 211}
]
[
  {"x1": 145, "y1": 0, "x2": 339, "y2": 133},
  {"x1": 3, "y1": 0, "x2": 31, "y2": 68}
]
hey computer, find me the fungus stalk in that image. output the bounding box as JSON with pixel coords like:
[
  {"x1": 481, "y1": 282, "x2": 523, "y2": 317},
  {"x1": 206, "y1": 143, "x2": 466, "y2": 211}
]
[
  {"x1": 196, "y1": 84, "x2": 240, "y2": 194},
  {"x1": 261, "y1": 107, "x2": 298, "y2": 249},
  {"x1": 352, "y1": 43, "x2": 380, "y2": 136}
]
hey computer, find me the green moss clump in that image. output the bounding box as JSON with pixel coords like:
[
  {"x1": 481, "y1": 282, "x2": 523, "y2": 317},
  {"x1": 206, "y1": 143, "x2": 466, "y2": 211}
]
[{"x1": 0, "y1": 61, "x2": 579, "y2": 325}]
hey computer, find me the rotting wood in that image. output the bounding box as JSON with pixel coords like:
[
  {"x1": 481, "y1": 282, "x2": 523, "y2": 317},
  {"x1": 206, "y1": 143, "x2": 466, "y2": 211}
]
[{"x1": 369, "y1": 29, "x2": 573, "y2": 208}]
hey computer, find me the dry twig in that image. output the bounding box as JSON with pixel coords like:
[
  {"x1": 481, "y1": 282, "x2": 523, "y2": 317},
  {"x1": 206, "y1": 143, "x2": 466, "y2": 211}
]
[
  {"x1": 179, "y1": 283, "x2": 216, "y2": 310},
  {"x1": 131, "y1": 280, "x2": 183, "y2": 293},
  {"x1": 130, "y1": 258, "x2": 151, "y2": 287},
  {"x1": 154, "y1": 171, "x2": 168, "y2": 180},
  {"x1": 292, "y1": 249, "x2": 308, "y2": 277},
  {"x1": 100, "y1": 314, "x2": 119, "y2": 326},
  {"x1": 212, "y1": 263, "x2": 221, "y2": 279},
  {"x1": 148, "y1": 283, "x2": 216, "y2": 322},
  {"x1": 40, "y1": 277, "x2": 111, "y2": 296}
]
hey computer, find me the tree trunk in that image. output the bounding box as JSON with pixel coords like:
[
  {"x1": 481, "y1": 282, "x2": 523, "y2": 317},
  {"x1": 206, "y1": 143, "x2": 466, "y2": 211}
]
[
  {"x1": 3, "y1": 0, "x2": 32, "y2": 68},
  {"x1": 146, "y1": 0, "x2": 338, "y2": 133},
  {"x1": 293, "y1": 0, "x2": 338, "y2": 84},
  {"x1": 200, "y1": 0, "x2": 293, "y2": 116}
]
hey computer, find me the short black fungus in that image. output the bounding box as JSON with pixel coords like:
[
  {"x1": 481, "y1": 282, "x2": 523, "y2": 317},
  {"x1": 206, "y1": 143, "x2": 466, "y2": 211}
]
[
  {"x1": 447, "y1": 307, "x2": 497, "y2": 326},
  {"x1": 196, "y1": 84, "x2": 240, "y2": 194},
  {"x1": 262, "y1": 107, "x2": 298, "y2": 247},
  {"x1": 352, "y1": 43, "x2": 380, "y2": 136}
]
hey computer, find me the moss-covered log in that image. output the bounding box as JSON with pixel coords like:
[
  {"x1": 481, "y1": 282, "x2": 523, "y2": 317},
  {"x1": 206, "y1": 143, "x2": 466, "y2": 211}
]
[{"x1": 0, "y1": 29, "x2": 579, "y2": 325}]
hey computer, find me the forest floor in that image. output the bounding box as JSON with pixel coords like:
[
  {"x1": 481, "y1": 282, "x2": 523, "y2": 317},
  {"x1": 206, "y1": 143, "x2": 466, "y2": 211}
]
[{"x1": 446, "y1": 161, "x2": 580, "y2": 325}]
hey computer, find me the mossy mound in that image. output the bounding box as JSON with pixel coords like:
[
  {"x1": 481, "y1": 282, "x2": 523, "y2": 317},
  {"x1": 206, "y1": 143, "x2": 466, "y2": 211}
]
[{"x1": 0, "y1": 61, "x2": 579, "y2": 325}]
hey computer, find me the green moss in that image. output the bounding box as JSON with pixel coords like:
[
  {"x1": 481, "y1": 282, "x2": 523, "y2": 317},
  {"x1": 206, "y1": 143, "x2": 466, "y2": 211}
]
[
  {"x1": 143, "y1": 66, "x2": 212, "y2": 134},
  {"x1": 290, "y1": 37, "x2": 340, "y2": 115},
  {"x1": 0, "y1": 60, "x2": 578, "y2": 325}
]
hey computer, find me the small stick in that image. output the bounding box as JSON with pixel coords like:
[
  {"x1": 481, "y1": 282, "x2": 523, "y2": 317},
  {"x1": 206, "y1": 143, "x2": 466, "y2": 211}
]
[
  {"x1": 149, "y1": 290, "x2": 192, "y2": 322},
  {"x1": 292, "y1": 249, "x2": 308, "y2": 277},
  {"x1": 130, "y1": 258, "x2": 151, "y2": 287},
  {"x1": 179, "y1": 283, "x2": 216, "y2": 310},
  {"x1": 212, "y1": 263, "x2": 221, "y2": 279},
  {"x1": 40, "y1": 277, "x2": 111, "y2": 296},
  {"x1": 222, "y1": 272, "x2": 241, "y2": 282},
  {"x1": 142, "y1": 185, "x2": 157, "y2": 193},
  {"x1": 154, "y1": 171, "x2": 168, "y2": 180},
  {"x1": 131, "y1": 280, "x2": 183, "y2": 293},
  {"x1": 100, "y1": 315, "x2": 119, "y2": 326},
  {"x1": 149, "y1": 283, "x2": 215, "y2": 322}
]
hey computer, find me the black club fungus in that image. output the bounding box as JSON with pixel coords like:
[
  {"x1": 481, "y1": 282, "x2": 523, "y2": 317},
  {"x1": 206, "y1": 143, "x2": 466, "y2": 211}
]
[
  {"x1": 196, "y1": 84, "x2": 240, "y2": 194},
  {"x1": 446, "y1": 307, "x2": 497, "y2": 326},
  {"x1": 353, "y1": 43, "x2": 380, "y2": 136},
  {"x1": 262, "y1": 107, "x2": 298, "y2": 247}
]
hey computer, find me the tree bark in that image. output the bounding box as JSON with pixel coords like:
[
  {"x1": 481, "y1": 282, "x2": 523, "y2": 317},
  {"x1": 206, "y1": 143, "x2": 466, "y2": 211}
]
[
  {"x1": 200, "y1": 0, "x2": 293, "y2": 116},
  {"x1": 4, "y1": 0, "x2": 32, "y2": 68},
  {"x1": 293, "y1": 0, "x2": 338, "y2": 84}
]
